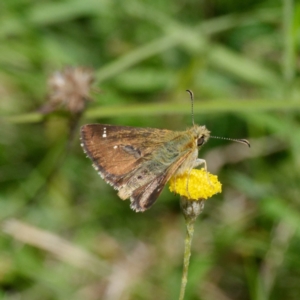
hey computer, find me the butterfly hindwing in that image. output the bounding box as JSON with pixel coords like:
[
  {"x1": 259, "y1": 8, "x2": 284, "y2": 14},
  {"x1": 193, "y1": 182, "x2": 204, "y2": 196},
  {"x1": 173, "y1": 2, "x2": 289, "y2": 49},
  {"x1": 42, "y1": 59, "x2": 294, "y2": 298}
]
[{"x1": 129, "y1": 150, "x2": 193, "y2": 211}]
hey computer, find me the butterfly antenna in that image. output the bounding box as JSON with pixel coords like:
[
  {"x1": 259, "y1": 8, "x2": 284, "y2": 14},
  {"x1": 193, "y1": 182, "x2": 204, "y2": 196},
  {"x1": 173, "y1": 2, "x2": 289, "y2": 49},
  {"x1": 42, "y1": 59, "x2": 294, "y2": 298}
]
[
  {"x1": 210, "y1": 136, "x2": 250, "y2": 147},
  {"x1": 186, "y1": 89, "x2": 194, "y2": 126}
]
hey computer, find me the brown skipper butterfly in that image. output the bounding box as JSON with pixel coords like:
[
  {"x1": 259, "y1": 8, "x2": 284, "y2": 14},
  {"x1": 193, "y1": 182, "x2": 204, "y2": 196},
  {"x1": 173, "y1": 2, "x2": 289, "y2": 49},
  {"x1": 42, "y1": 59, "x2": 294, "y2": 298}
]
[{"x1": 80, "y1": 91, "x2": 249, "y2": 212}]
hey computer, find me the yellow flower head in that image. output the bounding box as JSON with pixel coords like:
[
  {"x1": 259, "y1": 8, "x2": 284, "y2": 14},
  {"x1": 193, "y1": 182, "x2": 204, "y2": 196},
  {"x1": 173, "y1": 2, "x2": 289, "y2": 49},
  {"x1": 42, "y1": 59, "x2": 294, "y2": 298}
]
[{"x1": 169, "y1": 169, "x2": 222, "y2": 200}]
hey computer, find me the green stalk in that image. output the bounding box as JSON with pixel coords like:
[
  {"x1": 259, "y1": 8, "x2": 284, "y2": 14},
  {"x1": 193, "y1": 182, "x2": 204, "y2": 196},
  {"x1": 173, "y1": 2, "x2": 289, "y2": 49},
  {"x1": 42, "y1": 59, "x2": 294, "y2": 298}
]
[
  {"x1": 282, "y1": 0, "x2": 295, "y2": 96},
  {"x1": 179, "y1": 216, "x2": 195, "y2": 300},
  {"x1": 179, "y1": 198, "x2": 205, "y2": 300}
]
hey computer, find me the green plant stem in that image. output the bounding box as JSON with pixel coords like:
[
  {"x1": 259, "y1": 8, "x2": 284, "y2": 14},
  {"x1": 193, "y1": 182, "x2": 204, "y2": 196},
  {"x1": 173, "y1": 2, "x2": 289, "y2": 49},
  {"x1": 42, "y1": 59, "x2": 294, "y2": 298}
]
[
  {"x1": 4, "y1": 99, "x2": 300, "y2": 124},
  {"x1": 179, "y1": 217, "x2": 195, "y2": 300},
  {"x1": 179, "y1": 198, "x2": 204, "y2": 300},
  {"x1": 282, "y1": 0, "x2": 294, "y2": 94}
]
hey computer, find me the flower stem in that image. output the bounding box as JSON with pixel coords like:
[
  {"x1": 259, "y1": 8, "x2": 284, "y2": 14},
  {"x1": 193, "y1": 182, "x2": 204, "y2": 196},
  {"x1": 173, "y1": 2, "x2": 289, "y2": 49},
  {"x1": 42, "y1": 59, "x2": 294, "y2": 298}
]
[
  {"x1": 179, "y1": 198, "x2": 205, "y2": 300},
  {"x1": 179, "y1": 217, "x2": 195, "y2": 300}
]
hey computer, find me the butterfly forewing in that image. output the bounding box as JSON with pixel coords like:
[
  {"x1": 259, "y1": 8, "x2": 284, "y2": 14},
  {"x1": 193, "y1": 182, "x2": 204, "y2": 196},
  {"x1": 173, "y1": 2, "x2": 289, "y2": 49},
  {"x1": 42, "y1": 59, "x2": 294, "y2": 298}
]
[{"x1": 81, "y1": 124, "x2": 173, "y2": 181}]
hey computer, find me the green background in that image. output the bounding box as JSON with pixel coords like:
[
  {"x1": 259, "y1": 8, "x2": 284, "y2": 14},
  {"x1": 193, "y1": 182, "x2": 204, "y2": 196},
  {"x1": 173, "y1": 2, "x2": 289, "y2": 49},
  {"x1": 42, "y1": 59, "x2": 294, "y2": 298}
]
[{"x1": 1, "y1": 0, "x2": 300, "y2": 299}]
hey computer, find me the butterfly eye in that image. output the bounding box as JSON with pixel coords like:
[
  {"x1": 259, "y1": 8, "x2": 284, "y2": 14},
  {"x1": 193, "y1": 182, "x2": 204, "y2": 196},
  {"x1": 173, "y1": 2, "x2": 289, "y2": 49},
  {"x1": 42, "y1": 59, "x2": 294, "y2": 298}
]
[{"x1": 197, "y1": 136, "x2": 205, "y2": 146}]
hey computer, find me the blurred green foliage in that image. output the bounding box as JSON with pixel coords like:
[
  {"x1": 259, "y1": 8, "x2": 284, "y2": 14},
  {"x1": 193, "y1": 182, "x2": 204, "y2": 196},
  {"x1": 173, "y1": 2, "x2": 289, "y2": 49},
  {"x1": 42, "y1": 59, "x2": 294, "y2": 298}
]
[{"x1": 1, "y1": 0, "x2": 300, "y2": 299}]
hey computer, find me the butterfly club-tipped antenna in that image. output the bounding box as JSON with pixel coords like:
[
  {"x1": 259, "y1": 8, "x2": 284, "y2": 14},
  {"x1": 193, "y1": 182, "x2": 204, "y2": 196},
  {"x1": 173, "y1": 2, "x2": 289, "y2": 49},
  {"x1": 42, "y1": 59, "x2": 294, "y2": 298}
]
[
  {"x1": 210, "y1": 136, "x2": 251, "y2": 147},
  {"x1": 185, "y1": 90, "x2": 250, "y2": 147},
  {"x1": 186, "y1": 89, "x2": 195, "y2": 126}
]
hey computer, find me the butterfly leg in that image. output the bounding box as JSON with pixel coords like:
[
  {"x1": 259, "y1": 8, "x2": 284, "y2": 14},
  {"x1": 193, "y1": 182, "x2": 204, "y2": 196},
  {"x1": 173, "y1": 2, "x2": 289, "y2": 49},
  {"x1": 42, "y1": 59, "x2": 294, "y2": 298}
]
[
  {"x1": 193, "y1": 158, "x2": 207, "y2": 170},
  {"x1": 193, "y1": 158, "x2": 213, "y2": 186},
  {"x1": 186, "y1": 159, "x2": 212, "y2": 198}
]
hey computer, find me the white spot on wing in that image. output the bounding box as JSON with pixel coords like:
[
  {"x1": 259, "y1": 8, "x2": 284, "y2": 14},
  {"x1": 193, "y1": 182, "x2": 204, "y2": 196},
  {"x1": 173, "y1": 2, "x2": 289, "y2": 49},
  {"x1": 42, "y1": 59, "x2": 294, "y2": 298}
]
[
  {"x1": 92, "y1": 163, "x2": 99, "y2": 171},
  {"x1": 102, "y1": 127, "x2": 107, "y2": 138},
  {"x1": 113, "y1": 145, "x2": 118, "y2": 149}
]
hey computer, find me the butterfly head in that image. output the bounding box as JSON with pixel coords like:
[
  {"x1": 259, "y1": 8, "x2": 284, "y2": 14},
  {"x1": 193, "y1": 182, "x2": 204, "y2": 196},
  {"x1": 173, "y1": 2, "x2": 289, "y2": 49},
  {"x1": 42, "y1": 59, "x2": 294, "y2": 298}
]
[{"x1": 191, "y1": 125, "x2": 210, "y2": 148}]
